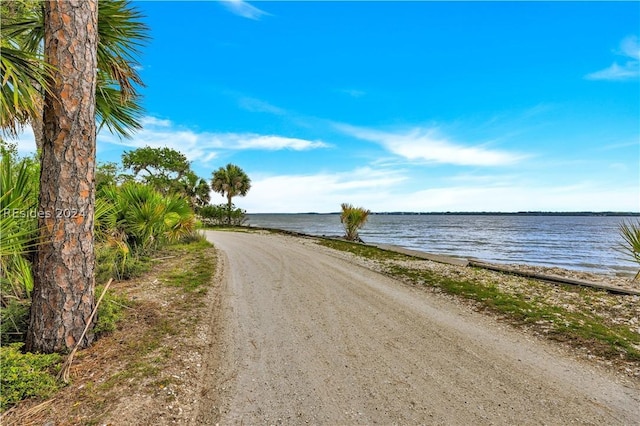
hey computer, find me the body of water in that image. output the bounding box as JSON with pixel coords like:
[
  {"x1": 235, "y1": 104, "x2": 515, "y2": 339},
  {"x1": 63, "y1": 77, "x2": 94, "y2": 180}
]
[{"x1": 246, "y1": 214, "x2": 639, "y2": 277}]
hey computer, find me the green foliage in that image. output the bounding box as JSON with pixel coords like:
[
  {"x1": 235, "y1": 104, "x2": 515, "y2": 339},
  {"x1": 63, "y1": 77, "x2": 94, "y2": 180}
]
[
  {"x1": 0, "y1": 343, "x2": 61, "y2": 412},
  {"x1": 121, "y1": 146, "x2": 210, "y2": 207},
  {"x1": 182, "y1": 171, "x2": 211, "y2": 209},
  {"x1": 0, "y1": 142, "x2": 39, "y2": 302},
  {"x1": 0, "y1": 300, "x2": 30, "y2": 344},
  {"x1": 199, "y1": 203, "x2": 247, "y2": 226},
  {"x1": 0, "y1": 0, "x2": 148, "y2": 139},
  {"x1": 318, "y1": 239, "x2": 405, "y2": 261},
  {"x1": 96, "y1": 161, "x2": 125, "y2": 193},
  {"x1": 0, "y1": 1, "x2": 51, "y2": 137},
  {"x1": 94, "y1": 286, "x2": 130, "y2": 336},
  {"x1": 98, "y1": 183, "x2": 195, "y2": 256},
  {"x1": 211, "y1": 163, "x2": 251, "y2": 224},
  {"x1": 340, "y1": 203, "x2": 371, "y2": 242},
  {"x1": 617, "y1": 220, "x2": 640, "y2": 281},
  {"x1": 122, "y1": 146, "x2": 190, "y2": 192},
  {"x1": 162, "y1": 241, "x2": 213, "y2": 293}
]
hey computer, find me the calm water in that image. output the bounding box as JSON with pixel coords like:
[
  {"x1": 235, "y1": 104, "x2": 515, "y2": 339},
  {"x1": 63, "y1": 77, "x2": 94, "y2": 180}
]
[{"x1": 246, "y1": 214, "x2": 639, "y2": 277}]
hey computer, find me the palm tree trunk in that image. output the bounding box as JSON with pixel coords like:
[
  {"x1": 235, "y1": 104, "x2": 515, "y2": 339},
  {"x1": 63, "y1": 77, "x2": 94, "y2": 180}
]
[
  {"x1": 227, "y1": 194, "x2": 232, "y2": 225},
  {"x1": 26, "y1": 0, "x2": 98, "y2": 353}
]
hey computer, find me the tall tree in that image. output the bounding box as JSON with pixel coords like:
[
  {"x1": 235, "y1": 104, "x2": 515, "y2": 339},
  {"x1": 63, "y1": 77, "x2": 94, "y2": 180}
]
[
  {"x1": 211, "y1": 164, "x2": 251, "y2": 224},
  {"x1": 25, "y1": 0, "x2": 99, "y2": 353},
  {"x1": 122, "y1": 146, "x2": 191, "y2": 194},
  {"x1": 182, "y1": 171, "x2": 211, "y2": 210},
  {"x1": 121, "y1": 146, "x2": 210, "y2": 207}
]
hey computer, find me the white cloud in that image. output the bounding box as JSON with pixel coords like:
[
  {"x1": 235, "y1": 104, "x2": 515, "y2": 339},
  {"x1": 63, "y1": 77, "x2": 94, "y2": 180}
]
[
  {"x1": 140, "y1": 116, "x2": 172, "y2": 127},
  {"x1": 238, "y1": 97, "x2": 286, "y2": 115},
  {"x1": 241, "y1": 169, "x2": 640, "y2": 213},
  {"x1": 586, "y1": 35, "x2": 640, "y2": 81},
  {"x1": 337, "y1": 124, "x2": 525, "y2": 166},
  {"x1": 235, "y1": 135, "x2": 328, "y2": 150},
  {"x1": 98, "y1": 116, "x2": 328, "y2": 165},
  {"x1": 619, "y1": 35, "x2": 640, "y2": 60},
  {"x1": 220, "y1": 0, "x2": 270, "y2": 20},
  {"x1": 241, "y1": 168, "x2": 407, "y2": 213}
]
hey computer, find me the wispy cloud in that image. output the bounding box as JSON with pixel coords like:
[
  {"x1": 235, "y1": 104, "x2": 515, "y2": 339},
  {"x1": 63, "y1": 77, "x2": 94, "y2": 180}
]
[
  {"x1": 220, "y1": 0, "x2": 270, "y2": 20},
  {"x1": 336, "y1": 124, "x2": 525, "y2": 167},
  {"x1": 243, "y1": 168, "x2": 407, "y2": 212},
  {"x1": 99, "y1": 116, "x2": 328, "y2": 165},
  {"x1": 234, "y1": 135, "x2": 328, "y2": 150},
  {"x1": 586, "y1": 35, "x2": 640, "y2": 81},
  {"x1": 238, "y1": 97, "x2": 287, "y2": 115},
  {"x1": 338, "y1": 88, "x2": 366, "y2": 98},
  {"x1": 240, "y1": 166, "x2": 639, "y2": 213}
]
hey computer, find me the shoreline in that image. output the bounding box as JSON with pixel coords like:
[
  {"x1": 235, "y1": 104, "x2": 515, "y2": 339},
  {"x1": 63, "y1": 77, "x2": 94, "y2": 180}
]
[
  {"x1": 239, "y1": 225, "x2": 640, "y2": 294},
  {"x1": 244, "y1": 215, "x2": 639, "y2": 278}
]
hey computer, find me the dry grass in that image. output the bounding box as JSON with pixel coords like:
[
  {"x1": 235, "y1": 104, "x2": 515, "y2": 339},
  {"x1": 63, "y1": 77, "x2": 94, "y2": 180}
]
[{"x1": 0, "y1": 241, "x2": 217, "y2": 426}]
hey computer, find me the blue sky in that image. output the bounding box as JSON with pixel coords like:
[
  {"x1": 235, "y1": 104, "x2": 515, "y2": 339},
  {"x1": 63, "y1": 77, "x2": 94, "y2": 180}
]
[{"x1": 14, "y1": 1, "x2": 640, "y2": 213}]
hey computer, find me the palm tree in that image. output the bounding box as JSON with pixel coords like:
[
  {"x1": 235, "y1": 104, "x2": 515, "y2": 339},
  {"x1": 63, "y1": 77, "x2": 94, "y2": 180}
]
[
  {"x1": 1, "y1": 0, "x2": 147, "y2": 143},
  {"x1": 182, "y1": 171, "x2": 211, "y2": 210},
  {"x1": 340, "y1": 203, "x2": 371, "y2": 242},
  {"x1": 211, "y1": 164, "x2": 251, "y2": 225}
]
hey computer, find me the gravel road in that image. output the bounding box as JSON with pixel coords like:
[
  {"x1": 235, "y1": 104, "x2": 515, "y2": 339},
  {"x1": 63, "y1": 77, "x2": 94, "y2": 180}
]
[{"x1": 200, "y1": 230, "x2": 640, "y2": 425}]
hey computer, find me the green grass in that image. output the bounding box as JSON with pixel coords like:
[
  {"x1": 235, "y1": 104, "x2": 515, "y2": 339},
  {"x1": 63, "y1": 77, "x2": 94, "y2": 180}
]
[
  {"x1": 318, "y1": 238, "x2": 407, "y2": 261},
  {"x1": 161, "y1": 239, "x2": 214, "y2": 293},
  {"x1": 324, "y1": 239, "x2": 640, "y2": 363},
  {"x1": 94, "y1": 287, "x2": 131, "y2": 336}
]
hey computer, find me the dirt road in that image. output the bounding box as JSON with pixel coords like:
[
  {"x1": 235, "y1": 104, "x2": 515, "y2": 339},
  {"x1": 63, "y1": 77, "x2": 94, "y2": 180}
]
[{"x1": 199, "y1": 230, "x2": 640, "y2": 425}]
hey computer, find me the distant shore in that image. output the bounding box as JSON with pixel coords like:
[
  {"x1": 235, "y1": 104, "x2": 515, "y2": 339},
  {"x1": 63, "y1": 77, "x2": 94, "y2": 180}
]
[{"x1": 251, "y1": 211, "x2": 640, "y2": 216}]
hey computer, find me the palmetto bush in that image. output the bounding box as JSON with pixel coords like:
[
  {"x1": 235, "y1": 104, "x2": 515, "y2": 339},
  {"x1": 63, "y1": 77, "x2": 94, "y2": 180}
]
[
  {"x1": 0, "y1": 146, "x2": 39, "y2": 300},
  {"x1": 99, "y1": 183, "x2": 195, "y2": 256},
  {"x1": 0, "y1": 145, "x2": 40, "y2": 343},
  {"x1": 617, "y1": 220, "x2": 640, "y2": 282},
  {"x1": 340, "y1": 203, "x2": 371, "y2": 242}
]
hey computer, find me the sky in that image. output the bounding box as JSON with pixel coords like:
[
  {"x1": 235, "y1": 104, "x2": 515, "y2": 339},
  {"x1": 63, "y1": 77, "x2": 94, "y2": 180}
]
[{"x1": 12, "y1": 1, "x2": 640, "y2": 213}]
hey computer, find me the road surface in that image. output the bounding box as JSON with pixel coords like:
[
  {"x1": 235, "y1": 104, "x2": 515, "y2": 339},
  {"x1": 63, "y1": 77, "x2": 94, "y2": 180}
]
[{"x1": 198, "y1": 230, "x2": 640, "y2": 425}]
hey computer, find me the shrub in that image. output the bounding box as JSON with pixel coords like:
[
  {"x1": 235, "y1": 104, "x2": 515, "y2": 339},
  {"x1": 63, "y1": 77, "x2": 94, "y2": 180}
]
[
  {"x1": 617, "y1": 220, "x2": 640, "y2": 281},
  {"x1": 0, "y1": 343, "x2": 61, "y2": 412},
  {"x1": 199, "y1": 203, "x2": 246, "y2": 226},
  {"x1": 340, "y1": 203, "x2": 371, "y2": 242},
  {"x1": 0, "y1": 143, "x2": 39, "y2": 303},
  {"x1": 99, "y1": 183, "x2": 195, "y2": 255},
  {"x1": 0, "y1": 300, "x2": 29, "y2": 345}
]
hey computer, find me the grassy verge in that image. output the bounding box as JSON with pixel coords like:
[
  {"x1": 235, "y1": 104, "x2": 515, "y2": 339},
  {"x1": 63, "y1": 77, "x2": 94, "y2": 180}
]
[
  {"x1": 78, "y1": 238, "x2": 216, "y2": 421},
  {"x1": 0, "y1": 237, "x2": 217, "y2": 423},
  {"x1": 319, "y1": 238, "x2": 640, "y2": 364}
]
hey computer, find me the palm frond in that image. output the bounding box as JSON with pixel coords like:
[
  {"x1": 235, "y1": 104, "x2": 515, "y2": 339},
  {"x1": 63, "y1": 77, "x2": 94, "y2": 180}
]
[
  {"x1": 340, "y1": 203, "x2": 371, "y2": 241},
  {"x1": 0, "y1": 0, "x2": 148, "y2": 139},
  {"x1": 0, "y1": 46, "x2": 51, "y2": 137}
]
